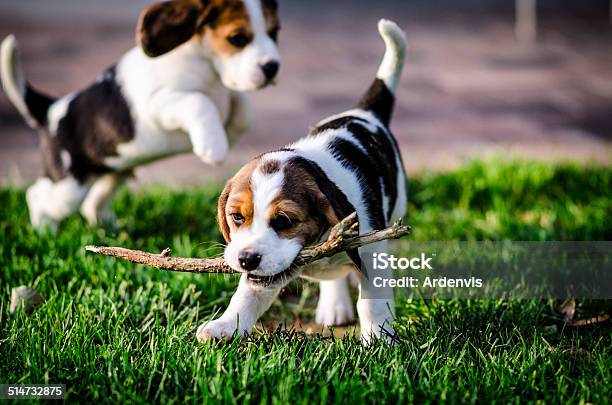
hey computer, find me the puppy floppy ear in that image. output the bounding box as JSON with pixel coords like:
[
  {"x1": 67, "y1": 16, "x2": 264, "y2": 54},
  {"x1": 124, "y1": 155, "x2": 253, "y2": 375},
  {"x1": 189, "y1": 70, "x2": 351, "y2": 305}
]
[
  {"x1": 311, "y1": 181, "x2": 363, "y2": 270},
  {"x1": 217, "y1": 181, "x2": 232, "y2": 243},
  {"x1": 137, "y1": 0, "x2": 208, "y2": 57},
  {"x1": 290, "y1": 157, "x2": 363, "y2": 269}
]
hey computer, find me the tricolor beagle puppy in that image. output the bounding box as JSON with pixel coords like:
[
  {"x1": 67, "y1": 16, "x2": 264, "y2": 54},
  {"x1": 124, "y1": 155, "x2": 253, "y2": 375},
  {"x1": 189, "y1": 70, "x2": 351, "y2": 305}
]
[
  {"x1": 197, "y1": 20, "x2": 407, "y2": 344},
  {"x1": 0, "y1": 0, "x2": 281, "y2": 231}
]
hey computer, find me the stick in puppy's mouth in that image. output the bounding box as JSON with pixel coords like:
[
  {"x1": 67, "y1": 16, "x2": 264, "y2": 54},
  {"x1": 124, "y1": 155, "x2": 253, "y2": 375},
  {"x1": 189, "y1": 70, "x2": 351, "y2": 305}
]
[{"x1": 85, "y1": 213, "x2": 411, "y2": 285}]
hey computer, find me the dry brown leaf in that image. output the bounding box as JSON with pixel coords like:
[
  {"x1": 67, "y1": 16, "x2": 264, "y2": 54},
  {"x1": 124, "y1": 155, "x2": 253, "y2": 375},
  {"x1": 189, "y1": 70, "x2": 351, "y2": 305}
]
[{"x1": 557, "y1": 298, "x2": 576, "y2": 322}]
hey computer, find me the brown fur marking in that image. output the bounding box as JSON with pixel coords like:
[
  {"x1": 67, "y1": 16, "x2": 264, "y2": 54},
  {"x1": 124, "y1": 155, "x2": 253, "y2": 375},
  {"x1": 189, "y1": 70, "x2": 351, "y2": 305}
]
[
  {"x1": 138, "y1": 0, "x2": 280, "y2": 58},
  {"x1": 219, "y1": 159, "x2": 260, "y2": 240},
  {"x1": 200, "y1": 0, "x2": 251, "y2": 57},
  {"x1": 267, "y1": 161, "x2": 327, "y2": 245},
  {"x1": 138, "y1": 0, "x2": 205, "y2": 57},
  {"x1": 200, "y1": 0, "x2": 280, "y2": 58},
  {"x1": 260, "y1": 159, "x2": 281, "y2": 175}
]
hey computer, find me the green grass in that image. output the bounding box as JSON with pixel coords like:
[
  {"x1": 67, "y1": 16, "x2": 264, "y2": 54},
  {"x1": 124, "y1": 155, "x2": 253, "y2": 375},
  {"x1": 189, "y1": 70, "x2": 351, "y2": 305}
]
[{"x1": 0, "y1": 160, "x2": 610, "y2": 404}]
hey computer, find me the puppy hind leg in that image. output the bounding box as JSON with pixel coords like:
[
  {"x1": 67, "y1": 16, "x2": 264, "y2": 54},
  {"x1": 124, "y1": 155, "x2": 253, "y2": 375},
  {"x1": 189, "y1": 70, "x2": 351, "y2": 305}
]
[
  {"x1": 26, "y1": 178, "x2": 54, "y2": 231},
  {"x1": 316, "y1": 276, "x2": 355, "y2": 326},
  {"x1": 26, "y1": 176, "x2": 89, "y2": 232},
  {"x1": 356, "y1": 241, "x2": 396, "y2": 345},
  {"x1": 80, "y1": 172, "x2": 128, "y2": 227}
]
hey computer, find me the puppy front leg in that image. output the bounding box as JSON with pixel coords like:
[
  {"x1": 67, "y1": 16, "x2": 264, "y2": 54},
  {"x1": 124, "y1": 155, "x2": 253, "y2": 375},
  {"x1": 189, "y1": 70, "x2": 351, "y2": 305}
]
[
  {"x1": 197, "y1": 275, "x2": 280, "y2": 342},
  {"x1": 225, "y1": 91, "x2": 253, "y2": 146},
  {"x1": 357, "y1": 241, "x2": 396, "y2": 345},
  {"x1": 80, "y1": 171, "x2": 130, "y2": 227},
  {"x1": 153, "y1": 91, "x2": 229, "y2": 166}
]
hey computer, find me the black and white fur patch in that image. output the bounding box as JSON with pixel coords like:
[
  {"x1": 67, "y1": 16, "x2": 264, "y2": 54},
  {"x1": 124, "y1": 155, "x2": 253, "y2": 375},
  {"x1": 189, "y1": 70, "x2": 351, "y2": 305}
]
[{"x1": 48, "y1": 66, "x2": 135, "y2": 182}]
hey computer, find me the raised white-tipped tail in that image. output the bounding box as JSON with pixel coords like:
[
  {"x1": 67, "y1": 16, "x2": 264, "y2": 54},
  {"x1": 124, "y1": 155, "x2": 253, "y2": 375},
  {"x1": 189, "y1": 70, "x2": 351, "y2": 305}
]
[
  {"x1": 376, "y1": 19, "x2": 406, "y2": 94},
  {"x1": 1, "y1": 35, "x2": 39, "y2": 128}
]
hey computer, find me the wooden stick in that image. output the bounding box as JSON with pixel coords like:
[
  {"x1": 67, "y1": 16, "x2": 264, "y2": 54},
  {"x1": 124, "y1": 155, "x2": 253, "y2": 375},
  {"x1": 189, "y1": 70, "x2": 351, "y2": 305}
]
[{"x1": 85, "y1": 213, "x2": 411, "y2": 274}]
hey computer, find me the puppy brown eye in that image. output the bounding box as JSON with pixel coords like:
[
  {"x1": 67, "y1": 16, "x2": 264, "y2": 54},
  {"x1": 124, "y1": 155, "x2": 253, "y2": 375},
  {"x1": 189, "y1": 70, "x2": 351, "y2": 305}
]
[
  {"x1": 268, "y1": 27, "x2": 280, "y2": 42},
  {"x1": 270, "y1": 215, "x2": 292, "y2": 232},
  {"x1": 231, "y1": 213, "x2": 245, "y2": 226},
  {"x1": 227, "y1": 33, "x2": 250, "y2": 48}
]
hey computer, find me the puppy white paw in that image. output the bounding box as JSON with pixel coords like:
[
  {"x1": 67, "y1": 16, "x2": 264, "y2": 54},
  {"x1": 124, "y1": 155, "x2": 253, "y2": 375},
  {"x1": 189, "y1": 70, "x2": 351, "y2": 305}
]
[
  {"x1": 196, "y1": 319, "x2": 242, "y2": 343},
  {"x1": 315, "y1": 279, "x2": 355, "y2": 326},
  {"x1": 81, "y1": 205, "x2": 116, "y2": 228},
  {"x1": 193, "y1": 136, "x2": 229, "y2": 167},
  {"x1": 26, "y1": 179, "x2": 52, "y2": 231},
  {"x1": 360, "y1": 325, "x2": 396, "y2": 346},
  {"x1": 315, "y1": 297, "x2": 355, "y2": 326}
]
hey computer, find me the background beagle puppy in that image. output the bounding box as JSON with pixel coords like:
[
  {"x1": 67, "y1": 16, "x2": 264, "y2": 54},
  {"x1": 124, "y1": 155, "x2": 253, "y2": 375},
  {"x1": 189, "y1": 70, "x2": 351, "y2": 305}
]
[
  {"x1": 198, "y1": 19, "x2": 407, "y2": 344},
  {"x1": 0, "y1": 0, "x2": 281, "y2": 231}
]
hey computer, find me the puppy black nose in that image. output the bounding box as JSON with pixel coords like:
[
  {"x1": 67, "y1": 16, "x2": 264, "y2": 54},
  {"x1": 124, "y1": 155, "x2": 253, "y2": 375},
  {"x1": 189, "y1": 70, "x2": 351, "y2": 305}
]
[
  {"x1": 238, "y1": 251, "x2": 262, "y2": 271},
  {"x1": 261, "y1": 62, "x2": 279, "y2": 81}
]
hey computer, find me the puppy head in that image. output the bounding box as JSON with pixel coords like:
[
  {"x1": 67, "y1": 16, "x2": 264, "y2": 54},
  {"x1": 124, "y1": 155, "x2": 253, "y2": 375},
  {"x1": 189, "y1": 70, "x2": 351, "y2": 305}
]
[
  {"x1": 138, "y1": 0, "x2": 281, "y2": 91},
  {"x1": 218, "y1": 156, "x2": 353, "y2": 288}
]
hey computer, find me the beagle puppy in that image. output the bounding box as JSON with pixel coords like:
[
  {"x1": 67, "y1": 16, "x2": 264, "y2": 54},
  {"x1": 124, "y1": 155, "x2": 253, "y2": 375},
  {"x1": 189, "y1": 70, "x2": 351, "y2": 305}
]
[
  {"x1": 0, "y1": 0, "x2": 281, "y2": 231},
  {"x1": 197, "y1": 20, "x2": 407, "y2": 344}
]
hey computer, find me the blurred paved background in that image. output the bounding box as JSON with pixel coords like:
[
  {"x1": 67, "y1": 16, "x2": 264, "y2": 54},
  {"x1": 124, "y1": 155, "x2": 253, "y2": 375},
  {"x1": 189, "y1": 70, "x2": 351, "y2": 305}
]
[{"x1": 1, "y1": 0, "x2": 611, "y2": 186}]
